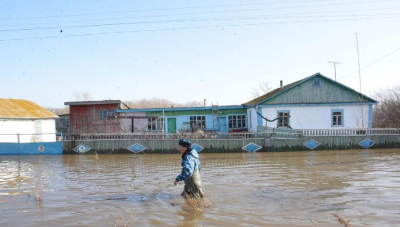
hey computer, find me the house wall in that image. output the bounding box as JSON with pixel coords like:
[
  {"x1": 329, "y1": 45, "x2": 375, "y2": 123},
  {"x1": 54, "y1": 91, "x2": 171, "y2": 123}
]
[
  {"x1": 258, "y1": 104, "x2": 371, "y2": 129},
  {"x1": 0, "y1": 119, "x2": 56, "y2": 142},
  {"x1": 120, "y1": 108, "x2": 247, "y2": 133},
  {"x1": 56, "y1": 115, "x2": 69, "y2": 134},
  {"x1": 247, "y1": 108, "x2": 258, "y2": 132},
  {"x1": 69, "y1": 104, "x2": 121, "y2": 134}
]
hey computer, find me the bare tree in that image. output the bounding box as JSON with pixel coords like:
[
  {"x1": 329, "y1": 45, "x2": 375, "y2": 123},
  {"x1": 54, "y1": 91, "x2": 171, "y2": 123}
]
[
  {"x1": 373, "y1": 86, "x2": 400, "y2": 128},
  {"x1": 124, "y1": 98, "x2": 205, "y2": 109},
  {"x1": 251, "y1": 81, "x2": 272, "y2": 98},
  {"x1": 73, "y1": 91, "x2": 93, "y2": 101},
  {"x1": 46, "y1": 107, "x2": 69, "y2": 115},
  {"x1": 183, "y1": 100, "x2": 204, "y2": 107}
]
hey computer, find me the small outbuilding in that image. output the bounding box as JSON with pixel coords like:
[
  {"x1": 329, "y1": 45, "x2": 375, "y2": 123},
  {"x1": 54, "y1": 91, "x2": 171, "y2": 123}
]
[{"x1": 0, "y1": 98, "x2": 61, "y2": 154}]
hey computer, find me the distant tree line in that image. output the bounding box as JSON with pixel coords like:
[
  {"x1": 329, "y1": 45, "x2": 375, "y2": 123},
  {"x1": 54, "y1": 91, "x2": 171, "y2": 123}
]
[
  {"x1": 124, "y1": 98, "x2": 204, "y2": 109},
  {"x1": 46, "y1": 91, "x2": 205, "y2": 115},
  {"x1": 373, "y1": 86, "x2": 400, "y2": 128}
]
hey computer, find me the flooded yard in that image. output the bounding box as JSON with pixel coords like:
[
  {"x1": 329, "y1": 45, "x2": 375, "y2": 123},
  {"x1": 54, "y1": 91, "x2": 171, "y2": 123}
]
[{"x1": 1, "y1": 149, "x2": 400, "y2": 226}]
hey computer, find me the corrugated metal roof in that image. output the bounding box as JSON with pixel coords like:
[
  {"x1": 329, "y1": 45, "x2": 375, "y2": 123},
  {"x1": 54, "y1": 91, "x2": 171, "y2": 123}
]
[
  {"x1": 64, "y1": 100, "x2": 121, "y2": 106},
  {"x1": 0, "y1": 99, "x2": 58, "y2": 119},
  {"x1": 129, "y1": 105, "x2": 243, "y2": 110},
  {"x1": 117, "y1": 105, "x2": 244, "y2": 112}
]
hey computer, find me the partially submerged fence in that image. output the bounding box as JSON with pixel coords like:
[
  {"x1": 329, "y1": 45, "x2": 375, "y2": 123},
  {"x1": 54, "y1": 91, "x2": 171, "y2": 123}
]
[
  {"x1": 62, "y1": 128, "x2": 400, "y2": 154},
  {"x1": 0, "y1": 133, "x2": 63, "y2": 155}
]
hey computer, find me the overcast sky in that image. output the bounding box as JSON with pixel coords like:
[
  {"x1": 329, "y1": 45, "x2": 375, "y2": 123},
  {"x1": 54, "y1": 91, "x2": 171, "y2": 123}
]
[{"x1": 1, "y1": 0, "x2": 400, "y2": 108}]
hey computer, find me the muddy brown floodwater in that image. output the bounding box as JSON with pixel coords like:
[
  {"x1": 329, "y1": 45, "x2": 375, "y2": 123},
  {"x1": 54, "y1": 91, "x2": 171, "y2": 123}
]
[{"x1": 1, "y1": 149, "x2": 400, "y2": 226}]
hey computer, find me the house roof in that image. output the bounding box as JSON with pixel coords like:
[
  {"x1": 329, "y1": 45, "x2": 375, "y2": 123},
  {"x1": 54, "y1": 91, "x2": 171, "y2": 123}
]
[
  {"x1": 244, "y1": 72, "x2": 377, "y2": 106},
  {"x1": 0, "y1": 99, "x2": 59, "y2": 119},
  {"x1": 64, "y1": 100, "x2": 122, "y2": 106},
  {"x1": 244, "y1": 79, "x2": 302, "y2": 105},
  {"x1": 117, "y1": 105, "x2": 245, "y2": 113}
]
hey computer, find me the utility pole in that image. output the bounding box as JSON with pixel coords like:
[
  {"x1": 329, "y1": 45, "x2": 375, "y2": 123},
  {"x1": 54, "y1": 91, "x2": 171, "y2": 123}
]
[
  {"x1": 355, "y1": 32, "x2": 362, "y2": 93},
  {"x1": 328, "y1": 61, "x2": 341, "y2": 81}
]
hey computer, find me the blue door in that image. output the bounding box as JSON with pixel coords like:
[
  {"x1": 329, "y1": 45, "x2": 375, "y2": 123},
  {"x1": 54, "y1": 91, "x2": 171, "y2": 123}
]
[{"x1": 218, "y1": 117, "x2": 227, "y2": 132}]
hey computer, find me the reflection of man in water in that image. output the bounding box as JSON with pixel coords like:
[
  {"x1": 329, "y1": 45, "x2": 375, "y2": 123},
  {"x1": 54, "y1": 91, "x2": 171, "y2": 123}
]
[{"x1": 174, "y1": 138, "x2": 204, "y2": 199}]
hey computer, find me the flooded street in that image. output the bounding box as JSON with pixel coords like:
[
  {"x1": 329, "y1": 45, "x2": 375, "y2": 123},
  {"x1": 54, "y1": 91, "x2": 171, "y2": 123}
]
[{"x1": 1, "y1": 149, "x2": 400, "y2": 226}]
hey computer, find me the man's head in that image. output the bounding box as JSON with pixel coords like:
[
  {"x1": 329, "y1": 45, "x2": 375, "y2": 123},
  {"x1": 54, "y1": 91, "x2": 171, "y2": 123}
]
[{"x1": 178, "y1": 138, "x2": 191, "y2": 154}]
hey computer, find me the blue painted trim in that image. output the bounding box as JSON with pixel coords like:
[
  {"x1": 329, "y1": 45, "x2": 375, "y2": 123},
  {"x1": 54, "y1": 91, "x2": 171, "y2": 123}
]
[
  {"x1": 368, "y1": 105, "x2": 373, "y2": 128},
  {"x1": 276, "y1": 109, "x2": 290, "y2": 127},
  {"x1": 251, "y1": 72, "x2": 377, "y2": 105},
  {"x1": 117, "y1": 105, "x2": 245, "y2": 113},
  {"x1": 313, "y1": 78, "x2": 321, "y2": 87},
  {"x1": 331, "y1": 108, "x2": 344, "y2": 127},
  {"x1": 256, "y1": 108, "x2": 263, "y2": 126},
  {"x1": 254, "y1": 102, "x2": 377, "y2": 108}
]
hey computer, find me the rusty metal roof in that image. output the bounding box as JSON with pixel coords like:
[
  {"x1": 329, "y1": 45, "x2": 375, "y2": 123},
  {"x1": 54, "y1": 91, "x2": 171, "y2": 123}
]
[{"x1": 0, "y1": 99, "x2": 58, "y2": 119}]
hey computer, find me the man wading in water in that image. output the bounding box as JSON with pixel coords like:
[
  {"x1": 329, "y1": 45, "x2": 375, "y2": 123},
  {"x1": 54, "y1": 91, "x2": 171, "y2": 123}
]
[{"x1": 174, "y1": 138, "x2": 204, "y2": 199}]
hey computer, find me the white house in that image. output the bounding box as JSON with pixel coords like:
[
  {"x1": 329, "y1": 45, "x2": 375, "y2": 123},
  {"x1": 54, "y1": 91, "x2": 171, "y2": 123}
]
[
  {"x1": 0, "y1": 98, "x2": 59, "y2": 142},
  {"x1": 245, "y1": 73, "x2": 377, "y2": 132}
]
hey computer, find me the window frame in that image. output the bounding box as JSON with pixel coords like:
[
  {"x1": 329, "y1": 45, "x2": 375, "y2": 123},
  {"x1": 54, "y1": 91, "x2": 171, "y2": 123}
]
[
  {"x1": 107, "y1": 109, "x2": 116, "y2": 118},
  {"x1": 313, "y1": 78, "x2": 321, "y2": 87},
  {"x1": 277, "y1": 110, "x2": 290, "y2": 128},
  {"x1": 228, "y1": 114, "x2": 247, "y2": 129},
  {"x1": 189, "y1": 116, "x2": 206, "y2": 130},
  {"x1": 331, "y1": 109, "x2": 344, "y2": 127},
  {"x1": 99, "y1": 110, "x2": 107, "y2": 120},
  {"x1": 147, "y1": 117, "x2": 165, "y2": 131}
]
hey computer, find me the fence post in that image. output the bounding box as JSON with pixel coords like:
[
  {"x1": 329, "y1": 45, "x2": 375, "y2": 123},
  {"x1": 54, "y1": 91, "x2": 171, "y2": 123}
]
[{"x1": 17, "y1": 134, "x2": 21, "y2": 154}]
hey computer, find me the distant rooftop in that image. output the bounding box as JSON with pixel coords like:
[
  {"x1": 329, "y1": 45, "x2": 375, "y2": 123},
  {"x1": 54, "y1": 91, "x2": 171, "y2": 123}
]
[
  {"x1": 64, "y1": 100, "x2": 122, "y2": 106},
  {"x1": 117, "y1": 104, "x2": 245, "y2": 112}
]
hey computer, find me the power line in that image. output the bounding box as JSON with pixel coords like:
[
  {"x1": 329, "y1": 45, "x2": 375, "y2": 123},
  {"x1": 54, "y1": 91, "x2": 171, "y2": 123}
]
[
  {"x1": 0, "y1": 0, "x2": 393, "y2": 21},
  {"x1": 2, "y1": 12, "x2": 400, "y2": 32},
  {"x1": 3, "y1": 6, "x2": 399, "y2": 28},
  {"x1": 1, "y1": 15, "x2": 399, "y2": 42},
  {"x1": 0, "y1": 0, "x2": 337, "y2": 21},
  {"x1": 339, "y1": 47, "x2": 400, "y2": 80}
]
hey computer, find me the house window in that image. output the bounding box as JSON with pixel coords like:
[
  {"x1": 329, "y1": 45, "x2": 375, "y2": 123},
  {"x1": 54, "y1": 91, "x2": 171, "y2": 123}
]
[
  {"x1": 107, "y1": 109, "x2": 115, "y2": 118},
  {"x1": 332, "y1": 109, "x2": 343, "y2": 126},
  {"x1": 190, "y1": 116, "x2": 206, "y2": 129},
  {"x1": 277, "y1": 111, "x2": 290, "y2": 128},
  {"x1": 100, "y1": 110, "x2": 107, "y2": 120},
  {"x1": 100, "y1": 109, "x2": 115, "y2": 119},
  {"x1": 313, "y1": 78, "x2": 321, "y2": 87},
  {"x1": 228, "y1": 115, "x2": 247, "y2": 129},
  {"x1": 148, "y1": 117, "x2": 164, "y2": 131}
]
